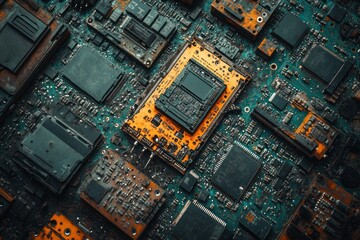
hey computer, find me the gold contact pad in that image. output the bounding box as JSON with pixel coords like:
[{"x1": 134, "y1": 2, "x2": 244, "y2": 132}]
[{"x1": 124, "y1": 40, "x2": 248, "y2": 172}]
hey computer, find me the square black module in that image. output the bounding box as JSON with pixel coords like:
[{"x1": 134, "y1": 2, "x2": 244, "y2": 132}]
[
  {"x1": 328, "y1": 5, "x2": 347, "y2": 23},
  {"x1": 212, "y1": 143, "x2": 261, "y2": 201},
  {"x1": 272, "y1": 13, "x2": 309, "y2": 48},
  {"x1": 172, "y1": 201, "x2": 226, "y2": 240},
  {"x1": 155, "y1": 60, "x2": 226, "y2": 133},
  {"x1": 302, "y1": 45, "x2": 353, "y2": 94},
  {"x1": 302, "y1": 45, "x2": 344, "y2": 83},
  {"x1": 12, "y1": 108, "x2": 102, "y2": 193},
  {"x1": 63, "y1": 46, "x2": 121, "y2": 103},
  {"x1": 269, "y1": 93, "x2": 288, "y2": 110},
  {"x1": 239, "y1": 209, "x2": 272, "y2": 240},
  {"x1": 84, "y1": 179, "x2": 109, "y2": 204}
]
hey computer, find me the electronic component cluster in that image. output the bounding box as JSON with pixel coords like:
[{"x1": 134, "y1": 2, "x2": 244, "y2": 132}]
[{"x1": 0, "y1": 0, "x2": 359, "y2": 239}]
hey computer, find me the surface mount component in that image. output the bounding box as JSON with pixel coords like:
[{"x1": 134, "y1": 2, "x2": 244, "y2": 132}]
[
  {"x1": 238, "y1": 209, "x2": 273, "y2": 240},
  {"x1": 278, "y1": 174, "x2": 360, "y2": 240},
  {"x1": 172, "y1": 200, "x2": 226, "y2": 240},
  {"x1": 256, "y1": 38, "x2": 278, "y2": 60},
  {"x1": 302, "y1": 45, "x2": 353, "y2": 95},
  {"x1": 155, "y1": 60, "x2": 226, "y2": 133},
  {"x1": 211, "y1": 0, "x2": 280, "y2": 40},
  {"x1": 251, "y1": 106, "x2": 338, "y2": 160},
  {"x1": 87, "y1": 0, "x2": 176, "y2": 68},
  {"x1": 63, "y1": 46, "x2": 122, "y2": 103},
  {"x1": 122, "y1": 37, "x2": 251, "y2": 173},
  {"x1": 12, "y1": 105, "x2": 103, "y2": 193},
  {"x1": 31, "y1": 212, "x2": 92, "y2": 240},
  {"x1": 212, "y1": 142, "x2": 261, "y2": 201},
  {"x1": 327, "y1": 5, "x2": 347, "y2": 23},
  {"x1": 272, "y1": 12, "x2": 309, "y2": 48},
  {"x1": 79, "y1": 150, "x2": 165, "y2": 240},
  {"x1": 0, "y1": 0, "x2": 69, "y2": 122}
]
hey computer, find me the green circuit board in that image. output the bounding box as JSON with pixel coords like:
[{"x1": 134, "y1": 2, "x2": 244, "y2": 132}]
[{"x1": 0, "y1": 0, "x2": 359, "y2": 239}]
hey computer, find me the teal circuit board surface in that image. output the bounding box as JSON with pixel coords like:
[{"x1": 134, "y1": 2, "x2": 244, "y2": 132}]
[{"x1": 0, "y1": 0, "x2": 360, "y2": 239}]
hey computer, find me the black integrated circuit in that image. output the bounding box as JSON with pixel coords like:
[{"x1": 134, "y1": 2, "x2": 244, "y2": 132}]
[
  {"x1": 238, "y1": 209, "x2": 273, "y2": 240},
  {"x1": 269, "y1": 93, "x2": 288, "y2": 111},
  {"x1": 0, "y1": 2, "x2": 69, "y2": 122},
  {"x1": 124, "y1": 18, "x2": 157, "y2": 48},
  {"x1": 0, "y1": 8, "x2": 48, "y2": 73},
  {"x1": 302, "y1": 45, "x2": 353, "y2": 95},
  {"x1": 211, "y1": 143, "x2": 262, "y2": 201},
  {"x1": 63, "y1": 46, "x2": 122, "y2": 103},
  {"x1": 12, "y1": 105, "x2": 102, "y2": 193},
  {"x1": 272, "y1": 13, "x2": 309, "y2": 48},
  {"x1": 172, "y1": 201, "x2": 226, "y2": 240},
  {"x1": 84, "y1": 179, "x2": 109, "y2": 204},
  {"x1": 155, "y1": 60, "x2": 226, "y2": 133}
]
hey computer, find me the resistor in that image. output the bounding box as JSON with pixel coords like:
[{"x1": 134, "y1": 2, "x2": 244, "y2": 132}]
[{"x1": 282, "y1": 112, "x2": 293, "y2": 124}]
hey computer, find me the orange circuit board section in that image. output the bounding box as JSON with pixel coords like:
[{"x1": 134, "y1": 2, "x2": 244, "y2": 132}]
[
  {"x1": 32, "y1": 212, "x2": 91, "y2": 240},
  {"x1": 79, "y1": 150, "x2": 165, "y2": 240},
  {"x1": 278, "y1": 174, "x2": 360, "y2": 240},
  {"x1": 211, "y1": 0, "x2": 280, "y2": 40},
  {"x1": 122, "y1": 38, "x2": 250, "y2": 173}
]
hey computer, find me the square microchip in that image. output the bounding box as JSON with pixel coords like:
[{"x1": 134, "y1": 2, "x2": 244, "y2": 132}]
[
  {"x1": 272, "y1": 13, "x2": 309, "y2": 48},
  {"x1": 84, "y1": 179, "x2": 109, "y2": 204},
  {"x1": 302, "y1": 45, "x2": 343, "y2": 83},
  {"x1": 239, "y1": 209, "x2": 272, "y2": 240},
  {"x1": 13, "y1": 107, "x2": 102, "y2": 193},
  {"x1": 155, "y1": 60, "x2": 226, "y2": 133},
  {"x1": 63, "y1": 46, "x2": 121, "y2": 103},
  {"x1": 328, "y1": 5, "x2": 347, "y2": 23},
  {"x1": 269, "y1": 92, "x2": 288, "y2": 110},
  {"x1": 172, "y1": 201, "x2": 226, "y2": 240},
  {"x1": 212, "y1": 143, "x2": 261, "y2": 201},
  {"x1": 302, "y1": 45, "x2": 353, "y2": 94}
]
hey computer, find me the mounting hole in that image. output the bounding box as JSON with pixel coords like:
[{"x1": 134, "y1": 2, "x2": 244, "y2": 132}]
[
  {"x1": 131, "y1": 228, "x2": 137, "y2": 236},
  {"x1": 50, "y1": 220, "x2": 57, "y2": 227},
  {"x1": 270, "y1": 63, "x2": 277, "y2": 71},
  {"x1": 244, "y1": 107, "x2": 250, "y2": 113},
  {"x1": 155, "y1": 190, "x2": 161, "y2": 196},
  {"x1": 257, "y1": 17, "x2": 263, "y2": 23},
  {"x1": 64, "y1": 228, "x2": 71, "y2": 236}
]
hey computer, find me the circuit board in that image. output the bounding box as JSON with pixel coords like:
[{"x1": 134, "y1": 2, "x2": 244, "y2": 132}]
[{"x1": 0, "y1": 0, "x2": 359, "y2": 239}]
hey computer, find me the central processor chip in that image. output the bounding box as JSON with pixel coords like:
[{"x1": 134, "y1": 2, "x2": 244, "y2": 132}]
[
  {"x1": 122, "y1": 38, "x2": 251, "y2": 173},
  {"x1": 156, "y1": 60, "x2": 226, "y2": 133}
]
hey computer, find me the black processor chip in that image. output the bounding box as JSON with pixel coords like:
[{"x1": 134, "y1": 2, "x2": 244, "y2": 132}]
[
  {"x1": 212, "y1": 143, "x2": 262, "y2": 201},
  {"x1": 302, "y1": 45, "x2": 344, "y2": 83},
  {"x1": 328, "y1": 5, "x2": 347, "y2": 23},
  {"x1": 302, "y1": 45, "x2": 353, "y2": 94},
  {"x1": 172, "y1": 201, "x2": 226, "y2": 240},
  {"x1": 13, "y1": 107, "x2": 102, "y2": 193},
  {"x1": 272, "y1": 13, "x2": 309, "y2": 48},
  {"x1": 269, "y1": 93, "x2": 288, "y2": 110},
  {"x1": 63, "y1": 46, "x2": 121, "y2": 103},
  {"x1": 239, "y1": 209, "x2": 273, "y2": 240},
  {"x1": 155, "y1": 59, "x2": 226, "y2": 133},
  {"x1": 84, "y1": 179, "x2": 109, "y2": 204}
]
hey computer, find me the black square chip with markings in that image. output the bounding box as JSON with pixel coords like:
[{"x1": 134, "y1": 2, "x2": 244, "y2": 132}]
[
  {"x1": 172, "y1": 201, "x2": 226, "y2": 240},
  {"x1": 63, "y1": 46, "x2": 121, "y2": 103},
  {"x1": 212, "y1": 143, "x2": 261, "y2": 201},
  {"x1": 155, "y1": 60, "x2": 226, "y2": 133}
]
